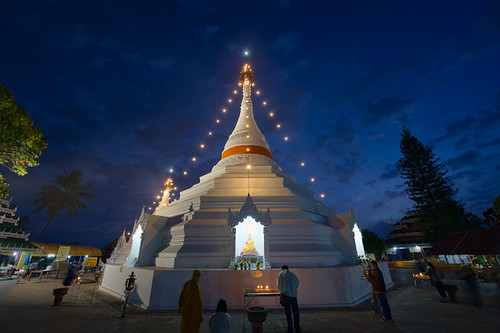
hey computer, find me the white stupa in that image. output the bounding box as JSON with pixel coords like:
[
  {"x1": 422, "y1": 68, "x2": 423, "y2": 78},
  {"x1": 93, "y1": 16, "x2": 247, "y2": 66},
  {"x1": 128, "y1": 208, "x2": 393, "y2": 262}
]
[{"x1": 100, "y1": 64, "x2": 388, "y2": 310}]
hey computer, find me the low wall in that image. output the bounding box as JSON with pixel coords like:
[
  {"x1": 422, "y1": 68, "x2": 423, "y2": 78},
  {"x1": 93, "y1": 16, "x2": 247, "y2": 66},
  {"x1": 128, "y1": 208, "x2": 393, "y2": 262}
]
[{"x1": 99, "y1": 263, "x2": 393, "y2": 310}]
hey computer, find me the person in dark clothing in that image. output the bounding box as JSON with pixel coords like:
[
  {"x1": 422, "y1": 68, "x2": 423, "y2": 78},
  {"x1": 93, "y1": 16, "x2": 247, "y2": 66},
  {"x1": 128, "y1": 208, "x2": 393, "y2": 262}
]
[
  {"x1": 63, "y1": 264, "x2": 77, "y2": 287},
  {"x1": 424, "y1": 262, "x2": 448, "y2": 303},
  {"x1": 277, "y1": 265, "x2": 301, "y2": 333},
  {"x1": 367, "y1": 261, "x2": 392, "y2": 322}
]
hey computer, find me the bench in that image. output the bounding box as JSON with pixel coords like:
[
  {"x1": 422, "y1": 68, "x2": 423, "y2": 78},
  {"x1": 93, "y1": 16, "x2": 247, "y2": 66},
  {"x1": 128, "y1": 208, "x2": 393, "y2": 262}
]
[{"x1": 28, "y1": 269, "x2": 59, "y2": 281}]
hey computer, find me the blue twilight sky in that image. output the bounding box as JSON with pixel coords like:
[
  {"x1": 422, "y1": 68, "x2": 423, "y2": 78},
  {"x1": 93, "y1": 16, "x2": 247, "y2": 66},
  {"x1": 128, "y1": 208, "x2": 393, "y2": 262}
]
[{"x1": 1, "y1": 1, "x2": 499, "y2": 248}]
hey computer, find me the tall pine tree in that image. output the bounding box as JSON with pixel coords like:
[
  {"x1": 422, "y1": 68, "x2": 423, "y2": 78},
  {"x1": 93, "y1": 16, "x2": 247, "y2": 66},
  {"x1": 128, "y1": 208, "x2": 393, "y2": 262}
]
[{"x1": 396, "y1": 127, "x2": 474, "y2": 243}]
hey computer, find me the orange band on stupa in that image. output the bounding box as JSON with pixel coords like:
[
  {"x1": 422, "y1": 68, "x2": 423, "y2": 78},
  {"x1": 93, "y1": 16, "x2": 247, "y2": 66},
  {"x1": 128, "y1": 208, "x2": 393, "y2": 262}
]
[{"x1": 221, "y1": 145, "x2": 273, "y2": 160}]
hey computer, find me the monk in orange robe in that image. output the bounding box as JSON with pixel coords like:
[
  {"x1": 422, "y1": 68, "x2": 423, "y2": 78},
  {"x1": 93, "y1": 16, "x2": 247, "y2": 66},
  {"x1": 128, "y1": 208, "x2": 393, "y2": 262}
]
[{"x1": 179, "y1": 270, "x2": 203, "y2": 333}]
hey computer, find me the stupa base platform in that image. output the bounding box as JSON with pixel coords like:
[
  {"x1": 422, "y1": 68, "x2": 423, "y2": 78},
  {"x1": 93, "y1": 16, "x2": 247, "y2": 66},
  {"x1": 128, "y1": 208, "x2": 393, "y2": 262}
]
[{"x1": 99, "y1": 263, "x2": 393, "y2": 310}]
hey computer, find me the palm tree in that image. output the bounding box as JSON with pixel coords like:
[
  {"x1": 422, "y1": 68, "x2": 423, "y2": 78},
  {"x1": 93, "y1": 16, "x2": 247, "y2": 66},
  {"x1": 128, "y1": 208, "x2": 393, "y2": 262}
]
[{"x1": 35, "y1": 169, "x2": 94, "y2": 241}]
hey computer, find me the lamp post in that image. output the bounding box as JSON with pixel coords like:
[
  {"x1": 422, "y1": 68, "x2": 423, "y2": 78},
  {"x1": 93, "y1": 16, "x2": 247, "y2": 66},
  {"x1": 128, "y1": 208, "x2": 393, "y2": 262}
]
[{"x1": 119, "y1": 271, "x2": 136, "y2": 318}]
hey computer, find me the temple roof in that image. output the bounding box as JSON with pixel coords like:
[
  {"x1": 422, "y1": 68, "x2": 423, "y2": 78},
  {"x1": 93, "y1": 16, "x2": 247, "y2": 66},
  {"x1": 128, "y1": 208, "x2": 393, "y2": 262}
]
[
  {"x1": 427, "y1": 227, "x2": 500, "y2": 255},
  {"x1": 221, "y1": 64, "x2": 272, "y2": 161}
]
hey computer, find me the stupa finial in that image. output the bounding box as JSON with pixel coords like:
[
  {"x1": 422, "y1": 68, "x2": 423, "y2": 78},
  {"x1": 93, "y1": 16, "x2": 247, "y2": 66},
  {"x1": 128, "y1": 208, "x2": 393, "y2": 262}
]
[
  {"x1": 220, "y1": 64, "x2": 272, "y2": 160},
  {"x1": 239, "y1": 63, "x2": 255, "y2": 85},
  {"x1": 154, "y1": 176, "x2": 173, "y2": 214}
]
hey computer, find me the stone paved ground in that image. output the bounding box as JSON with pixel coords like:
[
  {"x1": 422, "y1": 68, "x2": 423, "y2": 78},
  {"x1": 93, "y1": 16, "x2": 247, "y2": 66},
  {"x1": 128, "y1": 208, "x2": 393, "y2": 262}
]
[{"x1": 0, "y1": 275, "x2": 499, "y2": 333}]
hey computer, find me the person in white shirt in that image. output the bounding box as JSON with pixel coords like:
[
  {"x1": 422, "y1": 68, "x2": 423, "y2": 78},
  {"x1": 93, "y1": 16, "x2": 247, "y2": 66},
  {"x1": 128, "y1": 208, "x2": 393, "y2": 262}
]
[
  {"x1": 277, "y1": 265, "x2": 301, "y2": 333},
  {"x1": 209, "y1": 299, "x2": 231, "y2": 333}
]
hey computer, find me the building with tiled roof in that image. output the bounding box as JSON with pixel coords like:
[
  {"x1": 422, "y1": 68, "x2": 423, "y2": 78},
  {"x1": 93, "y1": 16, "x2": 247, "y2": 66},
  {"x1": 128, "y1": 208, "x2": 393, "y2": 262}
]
[{"x1": 0, "y1": 198, "x2": 40, "y2": 254}]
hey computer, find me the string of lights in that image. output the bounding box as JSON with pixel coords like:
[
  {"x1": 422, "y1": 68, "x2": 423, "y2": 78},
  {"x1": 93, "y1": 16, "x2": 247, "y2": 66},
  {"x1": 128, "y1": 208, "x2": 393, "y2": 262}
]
[{"x1": 148, "y1": 64, "x2": 326, "y2": 211}]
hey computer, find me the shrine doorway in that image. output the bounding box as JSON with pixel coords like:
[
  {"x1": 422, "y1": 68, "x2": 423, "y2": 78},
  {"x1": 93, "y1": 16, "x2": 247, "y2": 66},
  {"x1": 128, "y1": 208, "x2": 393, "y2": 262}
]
[{"x1": 234, "y1": 216, "x2": 265, "y2": 268}]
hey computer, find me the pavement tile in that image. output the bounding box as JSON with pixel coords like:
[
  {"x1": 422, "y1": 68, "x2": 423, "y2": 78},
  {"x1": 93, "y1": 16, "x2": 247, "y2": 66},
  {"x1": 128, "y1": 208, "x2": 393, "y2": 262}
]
[{"x1": 1, "y1": 275, "x2": 499, "y2": 333}]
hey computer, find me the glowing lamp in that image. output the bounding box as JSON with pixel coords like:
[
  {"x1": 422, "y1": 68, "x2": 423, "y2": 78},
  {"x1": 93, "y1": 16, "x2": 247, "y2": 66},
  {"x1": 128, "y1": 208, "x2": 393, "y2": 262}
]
[
  {"x1": 125, "y1": 272, "x2": 136, "y2": 292},
  {"x1": 252, "y1": 270, "x2": 263, "y2": 278}
]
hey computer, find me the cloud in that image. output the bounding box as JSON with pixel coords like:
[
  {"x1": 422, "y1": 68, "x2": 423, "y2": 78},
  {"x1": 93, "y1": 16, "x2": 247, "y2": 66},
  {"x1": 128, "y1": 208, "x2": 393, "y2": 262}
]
[
  {"x1": 433, "y1": 109, "x2": 500, "y2": 145},
  {"x1": 446, "y1": 2, "x2": 500, "y2": 71},
  {"x1": 361, "y1": 95, "x2": 417, "y2": 125},
  {"x1": 273, "y1": 32, "x2": 300, "y2": 56},
  {"x1": 384, "y1": 188, "x2": 407, "y2": 199},
  {"x1": 378, "y1": 164, "x2": 400, "y2": 181},
  {"x1": 318, "y1": 150, "x2": 370, "y2": 185},
  {"x1": 445, "y1": 150, "x2": 482, "y2": 170},
  {"x1": 452, "y1": 169, "x2": 482, "y2": 181},
  {"x1": 198, "y1": 24, "x2": 220, "y2": 41}
]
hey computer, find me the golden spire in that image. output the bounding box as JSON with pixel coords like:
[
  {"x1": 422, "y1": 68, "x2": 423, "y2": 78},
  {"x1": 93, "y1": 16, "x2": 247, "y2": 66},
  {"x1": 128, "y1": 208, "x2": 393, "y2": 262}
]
[
  {"x1": 154, "y1": 177, "x2": 173, "y2": 214},
  {"x1": 239, "y1": 63, "x2": 255, "y2": 85},
  {"x1": 221, "y1": 63, "x2": 272, "y2": 160}
]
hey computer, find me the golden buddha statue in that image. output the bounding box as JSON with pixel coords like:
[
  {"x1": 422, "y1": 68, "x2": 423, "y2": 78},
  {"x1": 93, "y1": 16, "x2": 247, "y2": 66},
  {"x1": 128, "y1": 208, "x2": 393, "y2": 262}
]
[{"x1": 240, "y1": 233, "x2": 259, "y2": 256}]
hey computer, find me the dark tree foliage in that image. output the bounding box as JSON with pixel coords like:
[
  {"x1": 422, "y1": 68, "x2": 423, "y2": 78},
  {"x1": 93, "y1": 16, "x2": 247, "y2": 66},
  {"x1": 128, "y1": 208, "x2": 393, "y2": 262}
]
[
  {"x1": 0, "y1": 83, "x2": 48, "y2": 198},
  {"x1": 482, "y1": 195, "x2": 500, "y2": 226},
  {"x1": 494, "y1": 195, "x2": 500, "y2": 218},
  {"x1": 362, "y1": 230, "x2": 387, "y2": 256},
  {"x1": 396, "y1": 127, "x2": 479, "y2": 244},
  {"x1": 34, "y1": 170, "x2": 94, "y2": 241}
]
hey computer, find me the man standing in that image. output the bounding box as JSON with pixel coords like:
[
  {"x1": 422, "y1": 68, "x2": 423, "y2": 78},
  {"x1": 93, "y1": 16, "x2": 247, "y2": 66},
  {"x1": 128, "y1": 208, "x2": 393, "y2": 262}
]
[
  {"x1": 277, "y1": 265, "x2": 301, "y2": 333},
  {"x1": 367, "y1": 261, "x2": 392, "y2": 322},
  {"x1": 179, "y1": 270, "x2": 203, "y2": 333}
]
